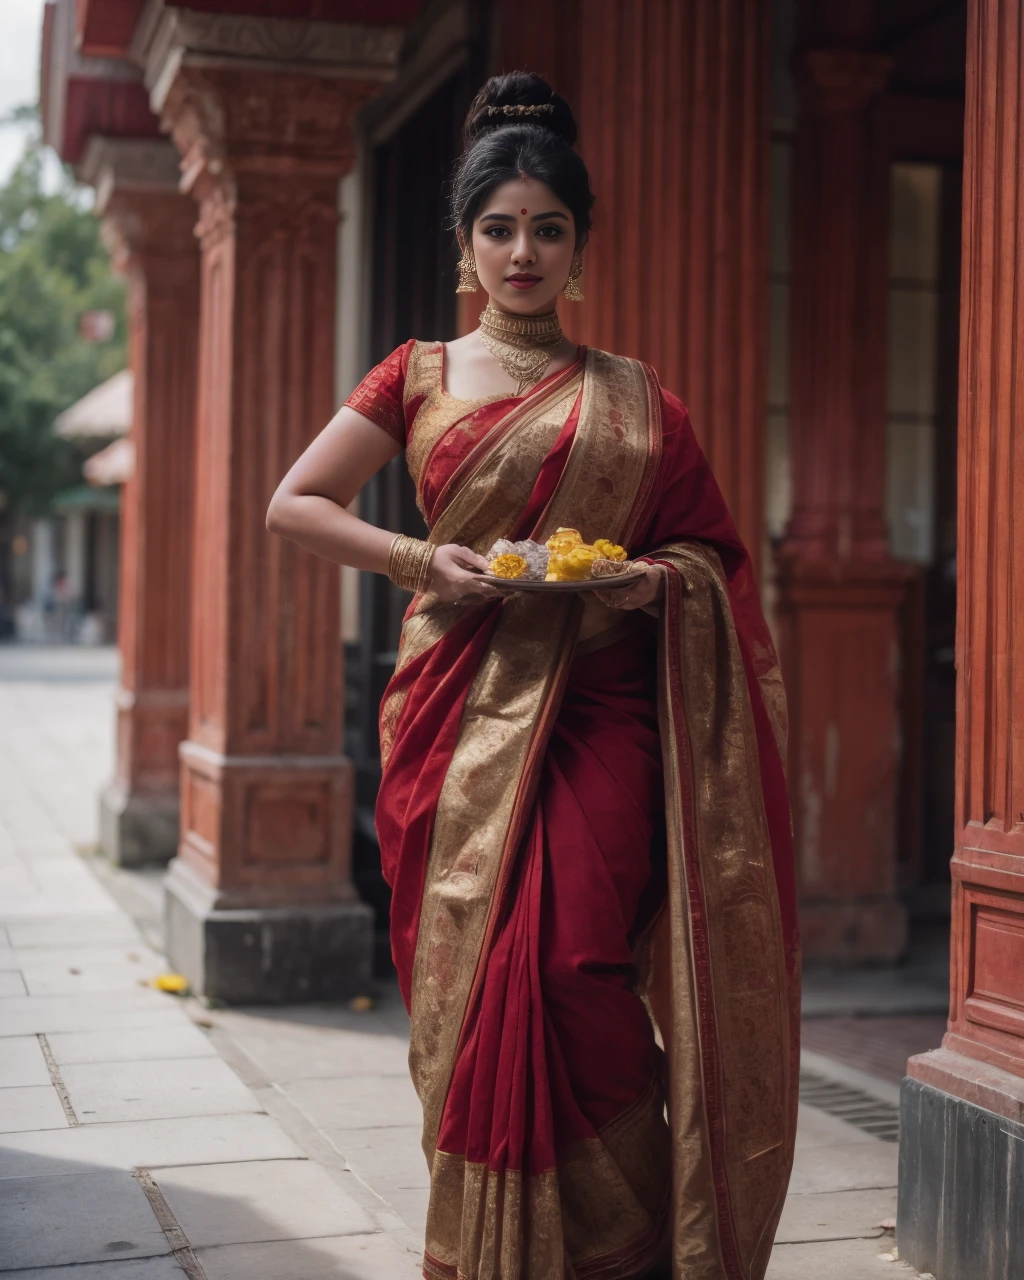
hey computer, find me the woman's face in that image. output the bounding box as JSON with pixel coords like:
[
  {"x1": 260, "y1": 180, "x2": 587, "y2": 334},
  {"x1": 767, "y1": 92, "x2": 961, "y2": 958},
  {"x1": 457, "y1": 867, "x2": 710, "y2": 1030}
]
[{"x1": 469, "y1": 177, "x2": 577, "y2": 316}]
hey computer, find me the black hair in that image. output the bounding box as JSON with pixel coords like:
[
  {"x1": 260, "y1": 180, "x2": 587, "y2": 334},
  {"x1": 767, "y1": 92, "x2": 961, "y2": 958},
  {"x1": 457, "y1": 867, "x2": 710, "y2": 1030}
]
[{"x1": 450, "y1": 72, "x2": 595, "y2": 245}]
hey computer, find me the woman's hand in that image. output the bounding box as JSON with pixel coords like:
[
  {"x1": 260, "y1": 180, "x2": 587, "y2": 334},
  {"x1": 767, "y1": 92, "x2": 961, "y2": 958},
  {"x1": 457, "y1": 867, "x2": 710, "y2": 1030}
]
[
  {"x1": 594, "y1": 562, "x2": 664, "y2": 611},
  {"x1": 429, "y1": 544, "x2": 501, "y2": 604}
]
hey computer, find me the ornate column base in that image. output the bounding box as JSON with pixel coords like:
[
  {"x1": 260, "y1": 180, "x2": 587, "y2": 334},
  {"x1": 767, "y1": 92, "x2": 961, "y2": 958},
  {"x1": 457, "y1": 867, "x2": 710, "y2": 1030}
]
[
  {"x1": 164, "y1": 857, "x2": 373, "y2": 1004},
  {"x1": 100, "y1": 782, "x2": 180, "y2": 868},
  {"x1": 165, "y1": 742, "x2": 372, "y2": 1002},
  {"x1": 898, "y1": 1048, "x2": 1024, "y2": 1277}
]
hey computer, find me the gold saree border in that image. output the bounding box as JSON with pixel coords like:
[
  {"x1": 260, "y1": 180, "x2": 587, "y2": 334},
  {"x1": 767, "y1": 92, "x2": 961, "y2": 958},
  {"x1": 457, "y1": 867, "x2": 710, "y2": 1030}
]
[
  {"x1": 648, "y1": 543, "x2": 796, "y2": 1280},
  {"x1": 423, "y1": 1079, "x2": 671, "y2": 1280},
  {"x1": 535, "y1": 349, "x2": 662, "y2": 548}
]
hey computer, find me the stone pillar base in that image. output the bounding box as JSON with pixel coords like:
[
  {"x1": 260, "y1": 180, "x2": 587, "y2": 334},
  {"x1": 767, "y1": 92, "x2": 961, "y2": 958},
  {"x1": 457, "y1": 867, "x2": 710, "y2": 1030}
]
[
  {"x1": 163, "y1": 858, "x2": 374, "y2": 1004},
  {"x1": 799, "y1": 895, "x2": 908, "y2": 962},
  {"x1": 99, "y1": 780, "x2": 180, "y2": 867},
  {"x1": 898, "y1": 1048, "x2": 1024, "y2": 1278}
]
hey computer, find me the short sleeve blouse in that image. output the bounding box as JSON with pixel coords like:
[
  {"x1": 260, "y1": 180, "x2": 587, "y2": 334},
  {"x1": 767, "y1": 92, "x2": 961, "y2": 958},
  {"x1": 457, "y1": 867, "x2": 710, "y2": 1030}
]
[{"x1": 343, "y1": 339, "x2": 417, "y2": 447}]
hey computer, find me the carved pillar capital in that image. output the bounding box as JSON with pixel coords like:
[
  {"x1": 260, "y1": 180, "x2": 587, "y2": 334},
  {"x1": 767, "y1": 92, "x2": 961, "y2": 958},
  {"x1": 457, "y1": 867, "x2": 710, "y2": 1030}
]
[
  {"x1": 158, "y1": 64, "x2": 388, "y2": 252},
  {"x1": 79, "y1": 137, "x2": 195, "y2": 275},
  {"x1": 132, "y1": 2, "x2": 403, "y2": 103}
]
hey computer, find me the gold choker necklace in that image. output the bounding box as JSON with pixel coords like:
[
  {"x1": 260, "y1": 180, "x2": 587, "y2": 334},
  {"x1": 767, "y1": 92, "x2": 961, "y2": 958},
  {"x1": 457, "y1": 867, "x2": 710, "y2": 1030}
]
[{"x1": 478, "y1": 303, "x2": 563, "y2": 395}]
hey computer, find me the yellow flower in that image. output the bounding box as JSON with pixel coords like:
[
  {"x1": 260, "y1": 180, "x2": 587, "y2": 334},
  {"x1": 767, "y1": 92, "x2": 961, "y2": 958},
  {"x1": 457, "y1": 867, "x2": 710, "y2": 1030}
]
[
  {"x1": 490, "y1": 553, "x2": 528, "y2": 579},
  {"x1": 593, "y1": 538, "x2": 628, "y2": 562}
]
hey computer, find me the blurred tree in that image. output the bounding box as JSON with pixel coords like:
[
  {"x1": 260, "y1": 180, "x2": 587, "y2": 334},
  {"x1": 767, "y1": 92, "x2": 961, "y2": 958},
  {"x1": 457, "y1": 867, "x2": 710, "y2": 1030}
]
[{"x1": 0, "y1": 105, "x2": 126, "y2": 517}]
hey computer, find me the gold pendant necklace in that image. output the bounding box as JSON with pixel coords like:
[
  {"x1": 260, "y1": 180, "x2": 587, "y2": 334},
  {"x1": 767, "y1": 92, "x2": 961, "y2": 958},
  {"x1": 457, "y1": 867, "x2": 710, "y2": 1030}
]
[{"x1": 478, "y1": 303, "x2": 564, "y2": 396}]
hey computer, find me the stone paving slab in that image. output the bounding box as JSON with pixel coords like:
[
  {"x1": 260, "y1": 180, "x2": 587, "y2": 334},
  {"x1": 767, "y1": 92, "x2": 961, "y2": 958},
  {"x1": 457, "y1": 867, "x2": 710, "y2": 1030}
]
[
  {"x1": 5, "y1": 918, "x2": 143, "y2": 949},
  {"x1": 0, "y1": 1114, "x2": 302, "y2": 1180},
  {"x1": 61, "y1": 1057, "x2": 261, "y2": 1125},
  {"x1": 0, "y1": 1170, "x2": 170, "y2": 1269},
  {"x1": 196, "y1": 1232, "x2": 422, "y2": 1280},
  {"x1": 218, "y1": 1016, "x2": 411, "y2": 1080},
  {"x1": 794, "y1": 1101, "x2": 879, "y2": 1151},
  {"x1": 332, "y1": 1124, "x2": 431, "y2": 1193},
  {"x1": 153, "y1": 1158, "x2": 375, "y2": 1247},
  {"x1": 787, "y1": 1139, "x2": 898, "y2": 1195},
  {"x1": 280, "y1": 1071, "x2": 424, "y2": 1132},
  {"x1": 0, "y1": 992, "x2": 173, "y2": 1038},
  {"x1": 0, "y1": 1084, "x2": 69, "y2": 1134},
  {"x1": 2, "y1": 1260, "x2": 186, "y2": 1279},
  {"x1": 0, "y1": 1037, "x2": 50, "y2": 1089},
  {"x1": 775, "y1": 1186, "x2": 899, "y2": 1243},
  {"x1": 18, "y1": 955, "x2": 165, "y2": 997},
  {"x1": 767, "y1": 1237, "x2": 923, "y2": 1280},
  {"x1": 0, "y1": 972, "x2": 27, "y2": 997},
  {"x1": 47, "y1": 1022, "x2": 218, "y2": 1066}
]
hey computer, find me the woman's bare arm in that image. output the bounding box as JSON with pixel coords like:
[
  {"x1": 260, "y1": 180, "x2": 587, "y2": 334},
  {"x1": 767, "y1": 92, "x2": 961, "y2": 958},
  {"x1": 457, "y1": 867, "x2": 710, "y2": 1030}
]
[
  {"x1": 266, "y1": 406, "x2": 401, "y2": 573},
  {"x1": 266, "y1": 406, "x2": 497, "y2": 601}
]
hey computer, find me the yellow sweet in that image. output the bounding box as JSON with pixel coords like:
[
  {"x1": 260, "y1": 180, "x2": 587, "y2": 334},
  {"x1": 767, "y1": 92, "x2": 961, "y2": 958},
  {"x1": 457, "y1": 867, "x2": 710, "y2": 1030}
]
[
  {"x1": 546, "y1": 527, "x2": 583, "y2": 555},
  {"x1": 542, "y1": 531, "x2": 630, "y2": 581},
  {"x1": 548, "y1": 546, "x2": 601, "y2": 581},
  {"x1": 490, "y1": 553, "x2": 528, "y2": 579},
  {"x1": 593, "y1": 538, "x2": 628, "y2": 562}
]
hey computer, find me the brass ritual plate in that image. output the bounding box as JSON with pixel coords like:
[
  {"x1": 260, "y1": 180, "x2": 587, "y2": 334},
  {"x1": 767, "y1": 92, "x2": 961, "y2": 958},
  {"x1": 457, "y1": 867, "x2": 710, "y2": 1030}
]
[{"x1": 478, "y1": 568, "x2": 647, "y2": 593}]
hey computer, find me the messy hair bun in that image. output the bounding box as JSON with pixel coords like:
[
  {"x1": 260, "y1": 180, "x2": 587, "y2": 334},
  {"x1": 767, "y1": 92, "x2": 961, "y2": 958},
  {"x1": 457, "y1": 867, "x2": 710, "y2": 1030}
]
[{"x1": 450, "y1": 72, "x2": 594, "y2": 243}]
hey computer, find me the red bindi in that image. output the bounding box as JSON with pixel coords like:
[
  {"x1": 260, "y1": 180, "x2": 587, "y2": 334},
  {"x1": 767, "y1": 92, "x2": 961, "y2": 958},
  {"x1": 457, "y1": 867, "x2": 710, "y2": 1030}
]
[{"x1": 521, "y1": 208, "x2": 528, "y2": 215}]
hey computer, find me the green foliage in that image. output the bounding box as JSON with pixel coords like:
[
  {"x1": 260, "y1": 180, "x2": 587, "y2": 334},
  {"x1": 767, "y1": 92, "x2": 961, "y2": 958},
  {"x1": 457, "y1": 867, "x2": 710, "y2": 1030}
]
[{"x1": 0, "y1": 111, "x2": 126, "y2": 516}]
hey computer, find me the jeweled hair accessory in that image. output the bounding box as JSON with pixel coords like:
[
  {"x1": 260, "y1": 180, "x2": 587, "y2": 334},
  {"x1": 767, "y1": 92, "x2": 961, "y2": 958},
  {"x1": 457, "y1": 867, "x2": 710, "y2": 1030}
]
[{"x1": 485, "y1": 103, "x2": 556, "y2": 118}]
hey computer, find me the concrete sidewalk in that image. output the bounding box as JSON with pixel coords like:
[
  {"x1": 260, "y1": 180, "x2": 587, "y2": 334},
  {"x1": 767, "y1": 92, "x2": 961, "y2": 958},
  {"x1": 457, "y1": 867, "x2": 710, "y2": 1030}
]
[{"x1": 0, "y1": 645, "x2": 934, "y2": 1279}]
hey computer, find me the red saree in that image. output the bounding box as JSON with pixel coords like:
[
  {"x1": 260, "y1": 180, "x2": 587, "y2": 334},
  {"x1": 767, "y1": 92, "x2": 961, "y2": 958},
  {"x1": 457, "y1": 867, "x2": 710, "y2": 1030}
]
[{"x1": 346, "y1": 341, "x2": 799, "y2": 1280}]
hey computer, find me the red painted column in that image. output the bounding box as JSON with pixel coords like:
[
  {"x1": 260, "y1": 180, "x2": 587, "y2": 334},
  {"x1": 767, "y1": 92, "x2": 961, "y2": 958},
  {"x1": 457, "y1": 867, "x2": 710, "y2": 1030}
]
[
  {"x1": 90, "y1": 140, "x2": 199, "y2": 866},
  {"x1": 776, "y1": 44, "x2": 913, "y2": 961},
  {"x1": 899, "y1": 2, "x2": 1024, "y2": 1270},
  {"x1": 497, "y1": 0, "x2": 771, "y2": 575},
  {"x1": 156, "y1": 65, "x2": 390, "y2": 1001}
]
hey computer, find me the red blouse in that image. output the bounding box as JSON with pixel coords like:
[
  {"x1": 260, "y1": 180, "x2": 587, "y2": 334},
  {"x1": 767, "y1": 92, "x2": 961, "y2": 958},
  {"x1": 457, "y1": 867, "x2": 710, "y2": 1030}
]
[{"x1": 344, "y1": 339, "x2": 417, "y2": 447}]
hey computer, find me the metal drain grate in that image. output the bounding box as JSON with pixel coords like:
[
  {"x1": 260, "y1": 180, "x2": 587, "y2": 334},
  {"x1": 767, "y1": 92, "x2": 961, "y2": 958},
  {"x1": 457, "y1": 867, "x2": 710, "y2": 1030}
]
[{"x1": 799, "y1": 1070, "x2": 900, "y2": 1142}]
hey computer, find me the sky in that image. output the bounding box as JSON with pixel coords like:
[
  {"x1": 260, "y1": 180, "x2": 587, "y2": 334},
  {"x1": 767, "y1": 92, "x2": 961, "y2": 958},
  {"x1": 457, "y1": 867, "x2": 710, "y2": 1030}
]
[{"x1": 0, "y1": 0, "x2": 49, "y2": 184}]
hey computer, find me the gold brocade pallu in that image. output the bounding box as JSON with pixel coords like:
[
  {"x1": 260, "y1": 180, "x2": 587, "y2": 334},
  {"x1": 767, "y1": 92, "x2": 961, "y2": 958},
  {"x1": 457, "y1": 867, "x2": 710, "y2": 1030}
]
[{"x1": 365, "y1": 343, "x2": 800, "y2": 1280}]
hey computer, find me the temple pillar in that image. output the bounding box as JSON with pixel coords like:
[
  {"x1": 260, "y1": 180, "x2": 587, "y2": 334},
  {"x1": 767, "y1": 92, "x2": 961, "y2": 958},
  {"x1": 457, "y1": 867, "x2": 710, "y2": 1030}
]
[
  {"x1": 776, "y1": 35, "x2": 913, "y2": 961},
  {"x1": 85, "y1": 138, "x2": 199, "y2": 867},
  {"x1": 898, "y1": 2, "x2": 1024, "y2": 1272},
  {"x1": 147, "y1": 32, "x2": 398, "y2": 1000}
]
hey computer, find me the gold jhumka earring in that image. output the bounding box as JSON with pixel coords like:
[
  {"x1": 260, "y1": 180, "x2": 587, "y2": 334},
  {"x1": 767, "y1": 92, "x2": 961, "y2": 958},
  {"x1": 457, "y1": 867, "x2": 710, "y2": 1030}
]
[
  {"x1": 563, "y1": 255, "x2": 584, "y2": 301},
  {"x1": 456, "y1": 244, "x2": 480, "y2": 293}
]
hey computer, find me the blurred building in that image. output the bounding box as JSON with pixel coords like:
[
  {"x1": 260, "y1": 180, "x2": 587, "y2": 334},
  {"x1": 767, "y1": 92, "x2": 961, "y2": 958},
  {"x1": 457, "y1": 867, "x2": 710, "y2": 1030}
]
[
  {"x1": 11, "y1": 368, "x2": 129, "y2": 645},
  {"x1": 38, "y1": 2, "x2": 1024, "y2": 1271}
]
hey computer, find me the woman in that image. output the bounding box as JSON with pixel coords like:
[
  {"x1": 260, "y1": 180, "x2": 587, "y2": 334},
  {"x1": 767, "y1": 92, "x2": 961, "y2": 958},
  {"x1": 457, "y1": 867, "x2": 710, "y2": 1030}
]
[{"x1": 268, "y1": 73, "x2": 798, "y2": 1280}]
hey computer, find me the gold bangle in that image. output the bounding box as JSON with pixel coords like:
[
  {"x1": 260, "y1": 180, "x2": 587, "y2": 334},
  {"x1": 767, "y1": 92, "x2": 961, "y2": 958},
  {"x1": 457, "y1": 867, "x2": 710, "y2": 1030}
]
[{"x1": 388, "y1": 533, "x2": 434, "y2": 594}]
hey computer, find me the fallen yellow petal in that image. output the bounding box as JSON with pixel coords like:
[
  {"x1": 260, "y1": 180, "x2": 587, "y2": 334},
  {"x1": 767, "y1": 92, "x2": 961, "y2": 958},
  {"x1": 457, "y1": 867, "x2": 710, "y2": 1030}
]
[
  {"x1": 349, "y1": 995, "x2": 374, "y2": 1012},
  {"x1": 151, "y1": 972, "x2": 190, "y2": 994}
]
